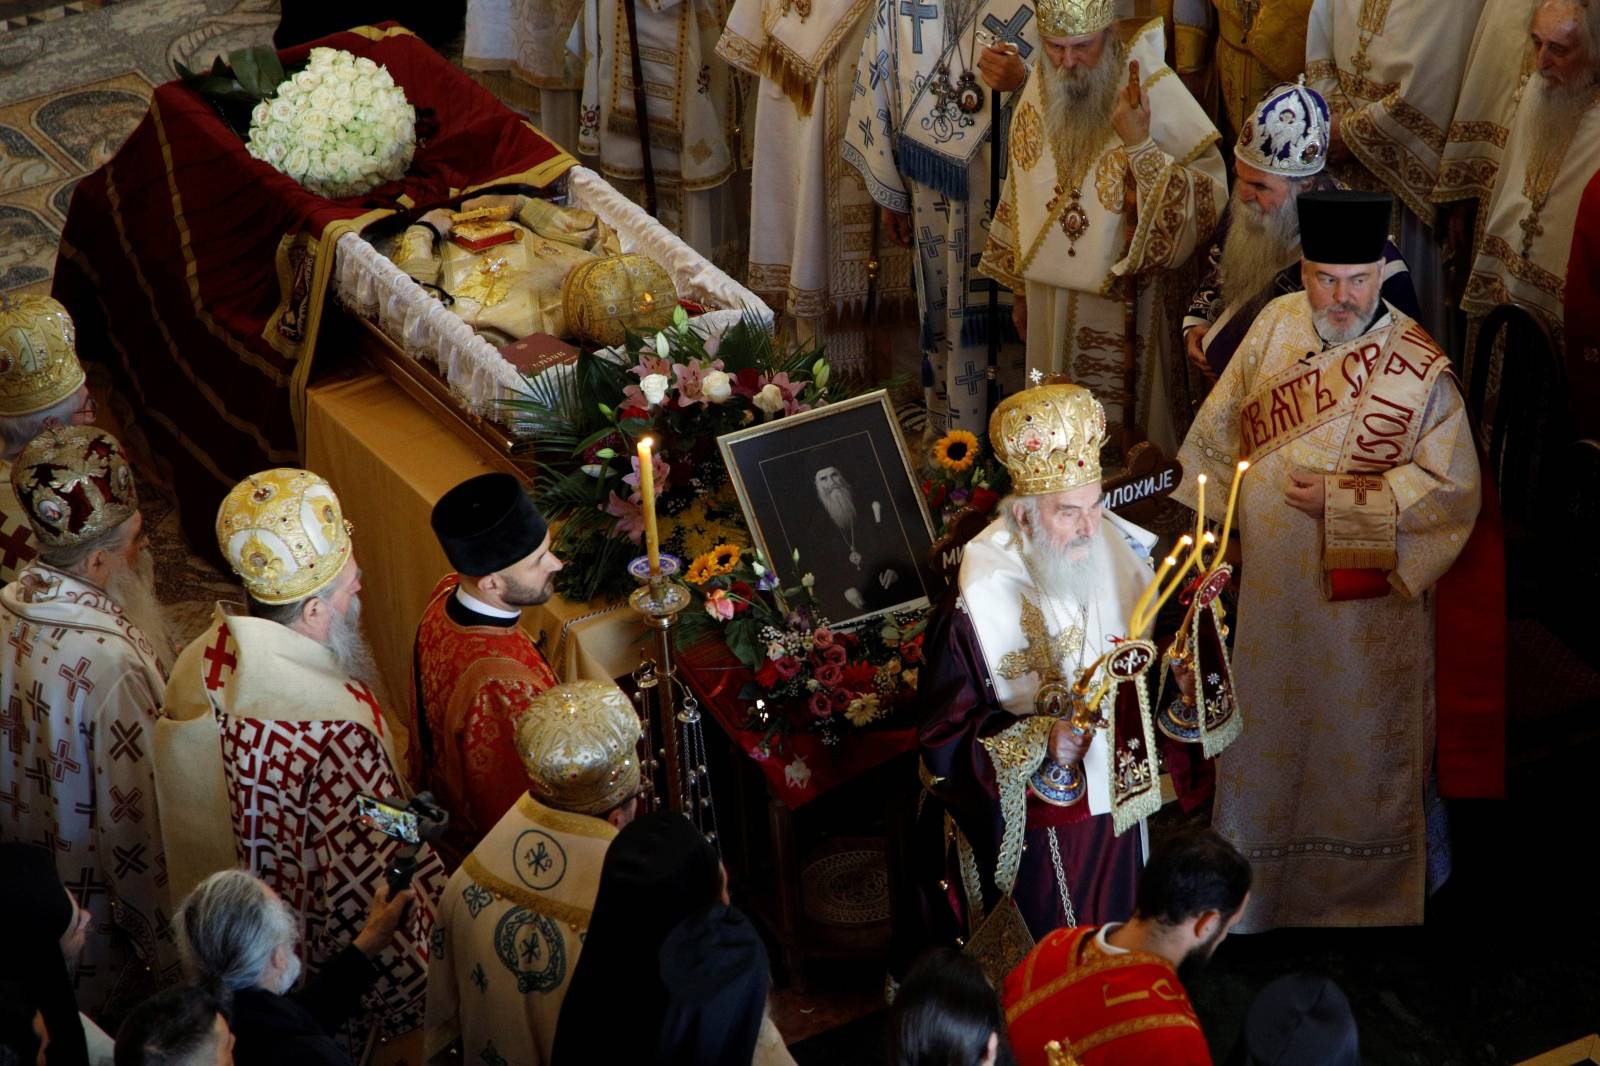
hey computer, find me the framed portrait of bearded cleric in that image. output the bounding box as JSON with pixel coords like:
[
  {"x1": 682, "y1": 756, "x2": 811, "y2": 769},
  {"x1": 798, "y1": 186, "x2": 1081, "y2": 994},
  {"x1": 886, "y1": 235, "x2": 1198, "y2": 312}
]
[{"x1": 719, "y1": 390, "x2": 944, "y2": 627}]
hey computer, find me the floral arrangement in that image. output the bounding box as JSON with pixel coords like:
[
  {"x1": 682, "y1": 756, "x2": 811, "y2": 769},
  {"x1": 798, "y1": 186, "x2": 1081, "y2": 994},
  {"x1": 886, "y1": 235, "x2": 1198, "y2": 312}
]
[
  {"x1": 673, "y1": 542, "x2": 929, "y2": 748},
  {"x1": 502, "y1": 311, "x2": 830, "y2": 603},
  {"x1": 243, "y1": 47, "x2": 416, "y2": 198},
  {"x1": 922, "y1": 428, "x2": 1011, "y2": 537}
]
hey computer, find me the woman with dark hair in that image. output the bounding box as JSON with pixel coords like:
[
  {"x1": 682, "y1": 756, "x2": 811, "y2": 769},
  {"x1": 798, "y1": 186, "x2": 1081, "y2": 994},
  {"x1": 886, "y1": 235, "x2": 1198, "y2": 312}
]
[
  {"x1": 889, "y1": 948, "x2": 1014, "y2": 1066},
  {"x1": 550, "y1": 811, "x2": 726, "y2": 1064},
  {"x1": 656, "y1": 904, "x2": 795, "y2": 1066},
  {"x1": 0, "y1": 844, "x2": 91, "y2": 1066}
]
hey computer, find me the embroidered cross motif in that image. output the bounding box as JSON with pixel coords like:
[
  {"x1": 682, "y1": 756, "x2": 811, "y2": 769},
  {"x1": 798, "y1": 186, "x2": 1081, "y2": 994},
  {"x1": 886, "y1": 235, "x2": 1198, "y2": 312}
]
[
  {"x1": 346, "y1": 681, "x2": 385, "y2": 739},
  {"x1": 899, "y1": 0, "x2": 938, "y2": 54},
  {"x1": 0, "y1": 782, "x2": 27, "y2": 820},
  {"x1": 918, "y1": 225, "x2": 945, "y2": 260},
  {"x1": 0, "y1": 698, "x2": 25, "y2": 754},
  {"x1": 998, "y1": 598, "x2": 1084, "y2": 681},
  {"x1": 202, "y1": 625, "x2": 236, "y2": 691},
  {"x1": 956, "y1": 360, "x2": 986, "y2": 395},
  {"x1": 1337, "y1": 475, "x2": 1383, "y2": 506},
  {"x1": 525, "y1": 841, "x2": 554, "y2": 876},
  {"x1": 8, "y1": 624, "x2": 32, "y2": 667},
  {"x1": 1518, "y1": 211, "x2": 1544, "y2": 258},
  {"x1": 982, "y1": 8, "x2": 1035, "y2": 58},
  {"x1": 869, "y1": 49, "x2": 891, "y2": 89},
  {"x1": 59, "y1": 658, "x2": 94, "y2": 701},
  {"x1": 857, "y1": 116, "x2": 876, "y2": 148},
  {"x1": 45, "y1": 738, "x2": 81, "y2": 781},
  {"x1": 471, "y1": 963, "x2": 488, "y2": 993},
  {"x1": 0, "y1": 522, "x2": 34, "y2": 574},
  {"x1": 111, "y1": 786, "x2": 144, "y2": 823},
  {"x1": 24, "y1": 680, "x2": 48, "y2": 724},
  {"x1": 109, "y1": 720, "x2": 144, "y2": 762}
]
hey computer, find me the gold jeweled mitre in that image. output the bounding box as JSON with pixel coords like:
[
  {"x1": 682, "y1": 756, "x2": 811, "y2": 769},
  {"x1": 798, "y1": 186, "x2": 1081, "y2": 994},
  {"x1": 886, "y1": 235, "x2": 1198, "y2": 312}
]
[
  {"x1": 1036, "y1": 0, "x2": 1114, "y2": 38},
  {"x1": 561, "y1": 253, "x2": 678, "y2": 349},
  {"x1": 989, "y1": 383, "x2": 1107, "y2": 496},
  {"x1": 11, "y1": 426, "x2": 137, "y2": 548},
  {"x1": 0, "y1": 294, "x2": 85, "y2": 416},
  {"x1": 216, "y1": 468, "x2": 353, "y2": 605},
  {"x1": 515, "y1": 681, "x2": 643, "y2": 816}
]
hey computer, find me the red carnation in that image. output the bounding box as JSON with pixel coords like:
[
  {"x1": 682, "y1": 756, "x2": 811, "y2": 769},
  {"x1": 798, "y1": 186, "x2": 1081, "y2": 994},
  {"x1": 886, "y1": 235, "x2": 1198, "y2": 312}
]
[
  {"x1": 773, "y1": 655, "x2": 802, "y2": 681},
  {"x1": 754, "y1": 658, "x2": 780, "y2": 688},
  {"x1": 815, "y1": 662, "x2": 844, "y2": 688},
  {"x1": 822, "y1": 644, "x2": 848, "y2": 666},
  {"x1": 809, "y1": 690, "x2": 833, "y2": 718},
  {"x1": 828, "y1": 688, "x2": 852, "y2": 713}
]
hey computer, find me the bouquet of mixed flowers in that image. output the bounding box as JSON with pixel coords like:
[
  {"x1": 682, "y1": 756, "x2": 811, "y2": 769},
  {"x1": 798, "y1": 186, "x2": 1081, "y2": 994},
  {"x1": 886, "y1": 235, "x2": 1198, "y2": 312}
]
[
  {"x1": 502, "y1": 311, "x2": 829, "y2": 602},
  {"x1": 921, "y1": 428, "x2": 1011, "y2": 538},
  {"x1": 673, "y1": 543, "x2": 928, "y2": 750}
]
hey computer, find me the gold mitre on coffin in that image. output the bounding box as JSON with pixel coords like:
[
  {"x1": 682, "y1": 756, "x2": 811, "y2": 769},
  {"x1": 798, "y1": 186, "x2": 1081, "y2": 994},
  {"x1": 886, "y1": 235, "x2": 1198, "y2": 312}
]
[
  {"x1": 216, "y1": 468, "x2": 353, "y2": 605},
  {"x1": 12, "y1": 426, "x2": 137, "y2": 548},
  {"x1": 515, "y1": 681, "x2": 643, "y2": 816},
  {"x1": 0, "y1": 294, "x2": 85, "y2": 416},
  {"x1": 1037, "y1": 0, "x2": 1114, "y2": 37},
  {"x1": 989, "y1": 383, "x2": 1107, "y2": 496},
  {"x1": 562, "y1": 253, "x2": 678, "y2": 349}
]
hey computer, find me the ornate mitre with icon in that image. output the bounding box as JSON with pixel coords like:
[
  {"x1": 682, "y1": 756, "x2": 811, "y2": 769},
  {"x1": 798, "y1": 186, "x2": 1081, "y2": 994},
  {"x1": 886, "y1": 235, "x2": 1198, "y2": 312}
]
[
  {"x1": 10, "y1": 425, "x2": 137, "y2": 547},
  {"x1": 215, "y1": 468, "x2": 353, "y2": 604},
  {"x1": 1035, "y1": 0, "x2": 1114, "y2": 37},
  {"x1": 0, "y1": 293, "x2": 86, "y2": 416},
  {"x1": 516, "y1": 681, "x2": 644, "y2": 816},
  {"x1": 1235, "y1": 78, "x2": 1330, "y2": 179},
  {"x1": 561, "y1": 252, "x2": 678, "y2": 349}
]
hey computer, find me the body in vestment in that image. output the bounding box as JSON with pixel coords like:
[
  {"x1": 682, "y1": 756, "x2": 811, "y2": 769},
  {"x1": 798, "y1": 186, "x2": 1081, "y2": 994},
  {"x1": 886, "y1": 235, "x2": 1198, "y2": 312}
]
[
  {"x1": 411, "y1": 575, "x2": 558, "y2": 860},
  {"x1": 1461, "y1": 77, "x2": 1600, "y2": 342},
  {"x1": 0, "y1": 564, "x2": 175, "y2": 1017},
  {"x1": 1430, "y1": 0, "x2": 1538, "y2": 211},
  {"x1": 1003, "y1": 925, "x2": 1211, "y2": 1066},
  {"x1": 979, "y1": 17, "x2": 1224, "y2": 453},
  {"x1": 425, "y1": 794, "x2": 613, "y2": 1066},
  {"x1": 1185, "y1": 175, "x2": 1417, "y2": 378},
  {"x1": 1210, "y1": 0, "x2": 1313, "y2": 140},
  {"x1": 393, "y1": 197, "x2": 620, "y2": 344},
  {"x1": 717, "y1": 0, "x2": 914, "y2": 347},
  {"x1": 1175, "y1": 293, "x2": 1480, "y2": 930},
  {"x1": 842, "y1": 0, "x2": 1039, "y2": 434},
  {"x1": 156, "y1": 607, "x2": 446, "y2": 1044},
  {"x1": 579, "y1": 0, "x2": 747, "y2": 271},
  {"x1": 908, "y1": 512, "x2": 1155, "y2": 952},
  {"x1": 463, "y1": 0, "x2": 585, "y2": 147},
  {"x1": 1305, "y1": 0, "x2": 1482, "y2": 340}
]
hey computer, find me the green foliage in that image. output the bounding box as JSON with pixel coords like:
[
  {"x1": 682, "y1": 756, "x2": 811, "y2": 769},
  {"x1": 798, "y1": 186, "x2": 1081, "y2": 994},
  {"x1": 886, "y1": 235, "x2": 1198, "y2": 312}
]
[{"x1": 175, "y1": 46, "x2": 295, "y2": 137}]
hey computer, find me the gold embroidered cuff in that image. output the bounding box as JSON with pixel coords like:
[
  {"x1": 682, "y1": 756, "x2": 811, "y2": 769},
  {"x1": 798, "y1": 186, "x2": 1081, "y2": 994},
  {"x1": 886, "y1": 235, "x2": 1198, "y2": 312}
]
[{"x1": 980, "y1": 715, "x2": 1056, "y2": 895}]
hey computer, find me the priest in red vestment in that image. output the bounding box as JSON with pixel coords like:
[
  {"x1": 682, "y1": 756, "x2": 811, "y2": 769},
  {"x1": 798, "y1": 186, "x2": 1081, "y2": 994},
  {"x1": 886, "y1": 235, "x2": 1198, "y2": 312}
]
[
  {"x1": 1004, "y1": 828, "x2": 1253, "y2": 1066},
  {"x1": 412, "y1": 473, "x2": 561, "y2": 862}
]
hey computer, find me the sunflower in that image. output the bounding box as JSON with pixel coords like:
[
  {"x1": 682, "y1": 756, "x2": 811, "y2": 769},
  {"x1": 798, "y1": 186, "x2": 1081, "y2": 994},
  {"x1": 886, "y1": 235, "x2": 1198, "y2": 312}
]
[
  {"x1": 934, "y1": 429, "x2": 979, "y2": 472},
  {"x1": 686, "y1": 542, "x2": 742, "y2": 584}
]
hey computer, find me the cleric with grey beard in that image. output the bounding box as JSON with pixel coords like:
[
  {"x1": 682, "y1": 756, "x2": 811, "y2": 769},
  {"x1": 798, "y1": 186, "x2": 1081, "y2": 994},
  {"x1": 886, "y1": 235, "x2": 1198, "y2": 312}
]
[
  {"x1": 810, "y1": 465, "x2": 904, "y2": 618},
  {"x1": 1182, "y1": 81, "x2": 1420, "y2": 384}
]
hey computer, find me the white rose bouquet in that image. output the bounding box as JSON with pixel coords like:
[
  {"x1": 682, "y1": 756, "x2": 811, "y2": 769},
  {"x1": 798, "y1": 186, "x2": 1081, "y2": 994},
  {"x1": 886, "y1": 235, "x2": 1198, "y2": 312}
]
[{"x1": 244, "y1": 47, "x2": 416, "y2": 200}]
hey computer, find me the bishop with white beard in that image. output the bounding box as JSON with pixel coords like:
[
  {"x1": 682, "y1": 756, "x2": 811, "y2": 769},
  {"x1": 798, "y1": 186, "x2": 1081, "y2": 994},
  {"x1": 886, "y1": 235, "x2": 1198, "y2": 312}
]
[
  {"x1": 154, "y1": 468, "x2": 445, "y2": 1050},
  {"x1": 979, "y1": 1, "x2": 1225, "y2": 455},
  {"x1": 1463, "y1": 0, "x2": 1600, "y2": 341},
  {"x1": 1183, "y1": 81, "x2": 1418, "y2": 384},
  {"x1": 0, "y1": 427, "x2": 179, "y2": 1018},
  {"x1": 901, "y1": 383, "x2": 1188, "y2": 967}
]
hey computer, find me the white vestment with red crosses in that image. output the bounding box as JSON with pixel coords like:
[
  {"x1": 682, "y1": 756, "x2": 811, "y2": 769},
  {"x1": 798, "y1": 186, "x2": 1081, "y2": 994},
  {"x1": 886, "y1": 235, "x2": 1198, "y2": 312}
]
[
  {"x1": 0, "y1": 564, "x2": 176, "y2": 1017},
  {"x1": 153, "y1": 605, "x2": 446, "y2": 1046},
  {"x1": 0, "y1": 461, "x2": 41, "y2": 585}
]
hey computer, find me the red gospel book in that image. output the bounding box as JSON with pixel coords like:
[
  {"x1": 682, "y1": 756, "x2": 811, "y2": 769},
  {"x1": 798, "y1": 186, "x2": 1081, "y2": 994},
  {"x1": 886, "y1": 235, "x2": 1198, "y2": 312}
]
[{"x1": 498, "y1": 333, "x2": 580, "y2": 377}]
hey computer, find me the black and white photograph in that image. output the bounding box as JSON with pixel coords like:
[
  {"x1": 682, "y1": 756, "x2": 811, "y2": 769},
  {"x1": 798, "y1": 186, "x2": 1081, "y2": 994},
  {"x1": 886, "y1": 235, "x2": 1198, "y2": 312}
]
[{"x1": 718, "y1": 391, "x2": 942, "y2": 627}]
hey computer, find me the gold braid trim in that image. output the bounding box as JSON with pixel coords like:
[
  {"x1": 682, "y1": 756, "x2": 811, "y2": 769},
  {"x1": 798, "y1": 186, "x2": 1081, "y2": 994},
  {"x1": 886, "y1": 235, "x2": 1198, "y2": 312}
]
[
  {"x1": 462, "y1": 854, "x2": 597, "y2": 932},
  {"x1": 953, "y1": 814, "x2": 987, "y2": 928},
  {"x1": 980, "y1": 715, "x2": 1056, "y2": 895}
]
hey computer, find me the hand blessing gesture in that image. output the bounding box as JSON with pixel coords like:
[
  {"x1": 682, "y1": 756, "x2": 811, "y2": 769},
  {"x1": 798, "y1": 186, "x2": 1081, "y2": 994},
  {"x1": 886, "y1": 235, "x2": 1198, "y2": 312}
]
[{"x1": 1111, "y1": 59, "x2": 1152, "y2": 148}]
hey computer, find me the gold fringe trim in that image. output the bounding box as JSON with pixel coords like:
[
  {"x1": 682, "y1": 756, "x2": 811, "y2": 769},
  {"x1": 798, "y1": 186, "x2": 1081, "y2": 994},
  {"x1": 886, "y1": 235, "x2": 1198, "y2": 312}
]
[{"x1": 764, "y1": 46, "x2": 819, "y2": 117}]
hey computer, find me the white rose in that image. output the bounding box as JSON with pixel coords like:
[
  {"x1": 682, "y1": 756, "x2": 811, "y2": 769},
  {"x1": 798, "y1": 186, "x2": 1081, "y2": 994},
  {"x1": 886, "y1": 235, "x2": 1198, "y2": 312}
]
[
  {"x1": 284, "y1": 146, "x2": 309, "y2": 177},
  {"x1": 354, "y1": 56, "x2": 378, "y2": 73},
  {"x1": 329, "y1": 99, "x2": 356, "y2": 125},
  {"x1": 309, "y1": 86, "x2": 337, "y2": 111},
  {"x1": 300, "y1": 127, "x2": 326, "y2": 147},
  {"x1": 639, "y1": 373, "x2": 670, "y2": 406},
  {"x1": 337, "y1": 146, "x2": 364, "y2": 174},
  {"x1": 752, "y1": 383, "x2": 785, "y2": 415},
  {"x1": 265, "y1": 139, "x2": 287, "y2": 165},
  {"x1": 297, "y1": 71, "x2": 322, "y2": 91},
  {"x1": 299, "y1": 109, "x2": 330, "y2": 132},
  {"x1": 330, "y1": 79, "x2": 355, "y2": 102},
  {"x1": 701, "y1": 370, "x2": 733, "y2": 403},
  {"x1": 250, "y1": 101, "x2": 270, "y2": 129},
  {"x1": 269, "y1": 99, "x2": 295, "y2": 123},
  {"x1": 333, "y1": 50, "x2": 355, "y2": 67}
]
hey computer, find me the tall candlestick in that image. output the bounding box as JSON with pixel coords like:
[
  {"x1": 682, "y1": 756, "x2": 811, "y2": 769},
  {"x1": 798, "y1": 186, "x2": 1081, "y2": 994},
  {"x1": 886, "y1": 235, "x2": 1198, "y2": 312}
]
[
  {"x1": 638, "y1": 437, "x2": 661, "y2": 577},
  {"x1": 1193, "y1": 473, "x2": 1207, "y2": 545},
  {"x1": 1216, "y1": 460, "x2": 1249, "y2": 561},
  {"x1": 1142, "y1": 532, "x2": 1213, "y2": 635},
  {"x1": 1131, "y1": 540, "x2": 1185, "y2": 633}
]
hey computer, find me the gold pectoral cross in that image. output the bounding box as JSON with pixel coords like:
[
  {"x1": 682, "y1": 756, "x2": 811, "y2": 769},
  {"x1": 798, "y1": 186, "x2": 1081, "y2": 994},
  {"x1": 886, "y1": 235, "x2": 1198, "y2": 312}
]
[
  {"x1": 998, "y1": 598, "x2": 1084, "y2": 682},
  {"x1": 1518, "y1": 211, "x2": 1545, "y2": 258}
]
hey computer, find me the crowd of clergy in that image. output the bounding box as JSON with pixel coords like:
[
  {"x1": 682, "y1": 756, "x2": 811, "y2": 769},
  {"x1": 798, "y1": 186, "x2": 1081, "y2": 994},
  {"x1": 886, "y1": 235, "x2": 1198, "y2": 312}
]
[{"x1": 2, "y1": 0, "x2": 1592, "y2": 1061}]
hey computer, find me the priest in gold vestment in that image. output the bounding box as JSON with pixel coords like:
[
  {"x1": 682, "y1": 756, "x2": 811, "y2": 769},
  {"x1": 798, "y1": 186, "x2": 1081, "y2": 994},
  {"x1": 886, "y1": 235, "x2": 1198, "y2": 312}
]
[
  {"x1": 425, "y1": 681, "x2": 642, "y2": 1066},
  {"x1": 1175, "y1": 191, "x2": 1482, "y2": 931},
  {"x1": 979, "y1": 2, "x2": 1225, "y2": 453},
  {"x1": 1210, "y1": 0, "x2": 1314, "y2": 141}
]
